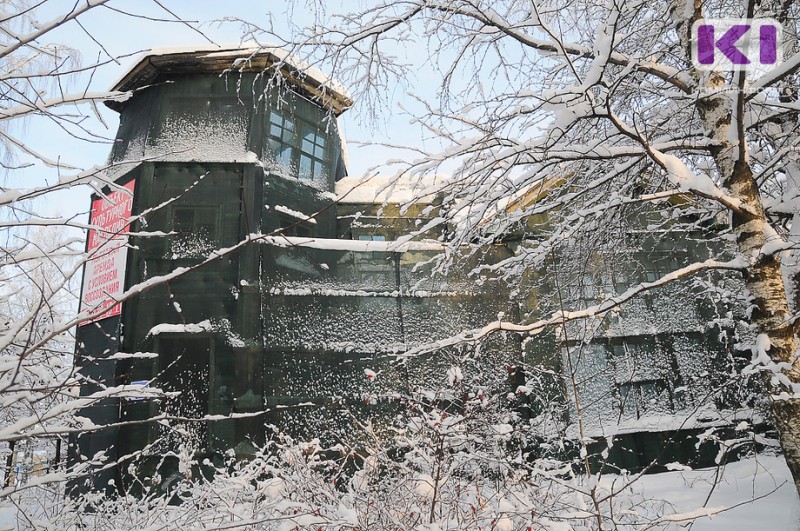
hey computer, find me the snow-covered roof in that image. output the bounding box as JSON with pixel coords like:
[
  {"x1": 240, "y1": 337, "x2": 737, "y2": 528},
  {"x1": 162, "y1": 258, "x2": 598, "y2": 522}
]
[
  {"x1": 335, "y1": 174, "x2": 449, "y2": 204},
  {"x1": 108, "y1": 43, "x2": 353, "y2": 115}
]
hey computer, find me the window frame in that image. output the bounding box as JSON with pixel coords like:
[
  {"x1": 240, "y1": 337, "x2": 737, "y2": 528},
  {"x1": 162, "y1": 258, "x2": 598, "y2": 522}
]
[{"x1": 264, "y1": 108, "x2": 330, "y2": 181}]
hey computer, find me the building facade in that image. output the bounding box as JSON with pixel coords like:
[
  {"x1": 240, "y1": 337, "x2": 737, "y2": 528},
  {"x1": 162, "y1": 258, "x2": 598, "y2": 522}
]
[
  {"x1": 71, "y1": 47, "x2": 518, "y2": 493},
  {"x1": 71, "y1": 46, "x2": 761, "y2": 493}
]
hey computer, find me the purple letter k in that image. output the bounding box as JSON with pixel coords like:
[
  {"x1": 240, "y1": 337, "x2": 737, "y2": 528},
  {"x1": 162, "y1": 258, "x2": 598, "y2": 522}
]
[
  {"x1": 717, "y1": 25, "x2": 751, "y2": 64},
  {"x1": 697, "y1": 24, "x2": 751, "y2": 65}
]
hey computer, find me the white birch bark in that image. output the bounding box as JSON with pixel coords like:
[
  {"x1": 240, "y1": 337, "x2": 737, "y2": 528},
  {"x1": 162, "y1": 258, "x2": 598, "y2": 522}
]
[{"x1": 671, "y1": 0, "x2": 800, "y2": 492}]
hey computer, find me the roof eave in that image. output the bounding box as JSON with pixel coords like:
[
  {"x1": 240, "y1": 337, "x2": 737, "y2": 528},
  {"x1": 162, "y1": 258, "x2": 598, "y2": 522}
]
[{"x1": 105, "y1": 47, "x2": 353, "y2": 116}]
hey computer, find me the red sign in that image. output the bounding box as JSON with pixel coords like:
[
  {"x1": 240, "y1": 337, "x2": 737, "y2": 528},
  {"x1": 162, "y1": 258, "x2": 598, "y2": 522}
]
[{"x1": 79, "y1": 179, "x2": 135, "y2": 325}]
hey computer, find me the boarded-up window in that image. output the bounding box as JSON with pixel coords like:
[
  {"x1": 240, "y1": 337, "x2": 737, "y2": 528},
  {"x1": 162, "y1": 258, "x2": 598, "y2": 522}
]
[
  {"x1": 611, "y1": 339, "x2": 673, "y2": 419},
  {"x1": 155, "y1": 336, "x2": 212, "y2": 450},
  {"x1": 169, "y1": 206, "x2": 218, "y2": 258}
]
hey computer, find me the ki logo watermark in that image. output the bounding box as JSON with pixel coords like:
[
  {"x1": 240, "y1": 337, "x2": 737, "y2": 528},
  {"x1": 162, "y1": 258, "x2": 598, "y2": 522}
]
[{"x1": 692, "y1": 19, "x2": 782, "y2": 73}]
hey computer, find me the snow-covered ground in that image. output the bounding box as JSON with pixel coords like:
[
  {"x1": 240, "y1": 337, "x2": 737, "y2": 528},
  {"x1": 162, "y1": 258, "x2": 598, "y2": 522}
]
[
  {"x1": 0, "y1": 455, "x2": 795, "y2": 529},
  {"x1": 612, "y1": 454, "x2": 799, "y2": 529}
]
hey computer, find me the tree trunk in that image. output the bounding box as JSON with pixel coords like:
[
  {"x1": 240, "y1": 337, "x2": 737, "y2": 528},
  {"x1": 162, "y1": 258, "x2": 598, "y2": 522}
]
[
  {"x1": 729, "y1": 160, "x2": 800, "y2": 493},
  {"x1": 771, "y1": 401, "x2": 800, "y2": 492},
  {"x1": 671, "y1": 0, "x2": 800, "y2": 494},
  {"x1": 4, "y1": 440, "x2": 15, "y2": 488}
]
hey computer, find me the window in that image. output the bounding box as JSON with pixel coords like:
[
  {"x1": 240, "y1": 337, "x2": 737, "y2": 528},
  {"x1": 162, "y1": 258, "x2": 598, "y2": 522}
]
[
  {"x1": 612, "y1": 269, "x2": 629, "y2": 294},
  {"x1": 299, "y1": 125, "x2": 327, "y2": 180},
  {"x1": 265, "y1": 109, "x2": 329, "y2": 181},
  {"x1": 562, "y1": 271, "x2": 613, "y2": 303},
  {"x1": 267, "y1": 110, "x2": 296, "y2": 169},
  {"x1": 357, "y1": 234, "x2": 387, "y2": 261},
  {"x1": 618, "y1": 380, "x2": 669, "y2": 420},
  {"x1": 357, "y1": 234, "x2": 386, "y2": 242},
  {"x1": 169, "y1": 206, "x2": 218, "y2": 259},
  {"x1": 279, "y1": 216, "x2": 312, "y2": 238},
  {"x1": 610, "y1": 339, "x2": 673, "y2": 419},
  {"x1": 640, "y1": 253, "x2": 682, "y2": 283}
]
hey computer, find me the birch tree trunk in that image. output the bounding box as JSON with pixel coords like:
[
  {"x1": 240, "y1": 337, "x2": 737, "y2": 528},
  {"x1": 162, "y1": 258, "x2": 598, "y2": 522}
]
[{"x1": 673, "y1": 0, "x2": 800, "y2": 493}]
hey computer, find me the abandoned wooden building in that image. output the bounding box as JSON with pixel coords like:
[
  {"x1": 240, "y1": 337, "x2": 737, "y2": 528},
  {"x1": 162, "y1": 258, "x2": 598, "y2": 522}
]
[{"x1": 71, "y1": 46, "x2": 759, "y2": 493}]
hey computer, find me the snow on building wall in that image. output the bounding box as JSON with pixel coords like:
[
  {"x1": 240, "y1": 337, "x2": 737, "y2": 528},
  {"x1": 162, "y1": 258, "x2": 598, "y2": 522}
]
[
  {"x1": 71, "y1": 47, "x2": 520, "y2": 494},
  {"x1": 71, "y1": 46, "x2": 756, "y2": 494}
]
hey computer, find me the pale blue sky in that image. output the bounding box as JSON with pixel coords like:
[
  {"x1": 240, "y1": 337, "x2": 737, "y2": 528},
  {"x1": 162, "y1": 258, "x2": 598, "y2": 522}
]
[{"x1": 16, "y1": 1, "x2": 432, "y2": 218}]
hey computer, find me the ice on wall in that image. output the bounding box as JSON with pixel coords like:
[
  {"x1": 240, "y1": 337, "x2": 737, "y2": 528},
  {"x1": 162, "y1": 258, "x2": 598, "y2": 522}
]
[
  {"x1": 560, "y1": 329, "x2": 744, "y2": 439},
  {"x1": 561, "y1": 343, "x2": 618, "y2": 435},
  {"x1": 168, "y1": 229, "x2": 216, "y2": 259},
  {"x1": 107, "y1": 78, "x2": 255, "y2": 167},
  {"x1": 265, "y1": 294, "x2": 405, "y2": 353}
]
